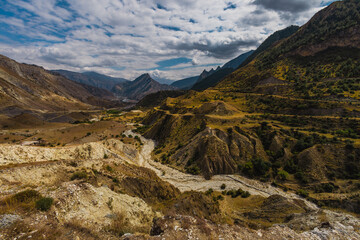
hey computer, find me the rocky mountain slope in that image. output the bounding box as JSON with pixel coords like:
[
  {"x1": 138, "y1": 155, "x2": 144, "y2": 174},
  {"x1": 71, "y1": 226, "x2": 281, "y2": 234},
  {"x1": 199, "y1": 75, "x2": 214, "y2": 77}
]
[
  {"x1": 0, "y1": 55, "x2": 121, "y2": 114},
  {"x1": 52, "y1": 70, "x2": 128, "y2": 91},
  {"x1": 191, "y1": 68, "x2": 234, "y2": 91},
  {"x1": 191, "y1": 26, "x2": 300, "y2": 91},
  {"x1": 222, "y1": 50, "x2": 255, "y2": 69},
  {"x1": 113, "y1": 74, "x2": 178, "y2": 100},
  {"x1": 192, "y1": 51, "x2": 255, "y2": 91},
  {"x1": 217, "y1": 0, "x2": 360, "y2": 96},
  {"x1": 171, "y1": 50, "x2": 254, "y2": 90},
  {"x1": 239, "y1": 25, "x2": 299, "y2": 68},
  {"x1": 170, "y1": 76, "x2": 198, "y2": 90}
]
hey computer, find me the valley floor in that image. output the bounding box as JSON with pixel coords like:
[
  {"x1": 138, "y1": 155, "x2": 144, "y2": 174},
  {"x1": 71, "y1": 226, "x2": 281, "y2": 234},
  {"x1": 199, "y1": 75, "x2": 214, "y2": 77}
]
[{"x1": 0, "y1": 119, "x2": 359, "y2": 239}]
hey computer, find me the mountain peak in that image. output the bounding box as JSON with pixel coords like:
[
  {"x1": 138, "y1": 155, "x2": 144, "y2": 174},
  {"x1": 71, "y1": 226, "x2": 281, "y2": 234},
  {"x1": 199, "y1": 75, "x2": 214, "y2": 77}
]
[
  {"x1": 113, "y1": 73, "x2": 177, "y2": 100},
  {"x1": 134, "y1": 73, "x2": 153, "y2": 83},
  {"x1": 141, "y1": 73, "x2": 151, "y2": 78}
]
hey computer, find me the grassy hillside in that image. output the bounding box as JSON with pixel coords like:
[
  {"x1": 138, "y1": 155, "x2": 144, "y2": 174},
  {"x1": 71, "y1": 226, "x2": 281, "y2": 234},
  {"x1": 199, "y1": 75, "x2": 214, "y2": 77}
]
[{"x1": 218, "y1": 0, "x2": 360, "y2": 100}]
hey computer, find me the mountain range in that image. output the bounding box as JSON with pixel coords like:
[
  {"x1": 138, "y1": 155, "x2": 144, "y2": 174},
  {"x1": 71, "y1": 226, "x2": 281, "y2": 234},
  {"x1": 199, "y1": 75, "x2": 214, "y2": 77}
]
[
  {"x1": 0, "y1": 54, "x2": 121, "y2": 115},
  {"x1": 170, "y1": 25, "x2": 300, "y2": 91},
  {"x1": 52, "y1": 70, "x2": 128, "y2": 91},
  {"x1": 171, "y1": 50, "x2": 254, "y2": 90},
  {"x1": 53, "y1": 70, "x2": 177, "y2": 101}
]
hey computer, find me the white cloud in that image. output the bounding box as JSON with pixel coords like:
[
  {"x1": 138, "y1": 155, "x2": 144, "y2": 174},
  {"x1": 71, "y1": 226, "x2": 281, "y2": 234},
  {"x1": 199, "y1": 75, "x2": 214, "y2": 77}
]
[{"x1": 0, "y1": 0, "x2": 331, "y2": 80}]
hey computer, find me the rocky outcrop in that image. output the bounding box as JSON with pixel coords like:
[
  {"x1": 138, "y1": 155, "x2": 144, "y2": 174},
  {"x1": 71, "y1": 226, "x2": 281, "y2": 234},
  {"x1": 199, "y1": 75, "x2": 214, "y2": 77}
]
[
  {"x1": 297, "y1": 145, "x2": 359, "y2": 181},
  {"x1": 171, "y1": 128, "x2": 268, "y2": 179},
  {"x1": 51, "y1": 182, "x2": 156, "y2": 232},
  {"x1": 0, "y1": 139, "x2": 136, "y2": 166}
]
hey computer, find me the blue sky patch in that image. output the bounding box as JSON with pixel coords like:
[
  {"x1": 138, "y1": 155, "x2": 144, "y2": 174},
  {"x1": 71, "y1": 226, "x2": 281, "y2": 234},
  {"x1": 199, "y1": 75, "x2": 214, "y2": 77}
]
[
  {"x1": 224, "y1": 3, "x2": 237, "y2": 10},
  {"x1": 156, "y1": 57, "x2": 192, "y2": 68},
  {"x1": 155, "y1": 24, "x2": 182, "y2": 31},
  {"x1": 156, "y1": 4, "x2": 168, "y2": 11}
]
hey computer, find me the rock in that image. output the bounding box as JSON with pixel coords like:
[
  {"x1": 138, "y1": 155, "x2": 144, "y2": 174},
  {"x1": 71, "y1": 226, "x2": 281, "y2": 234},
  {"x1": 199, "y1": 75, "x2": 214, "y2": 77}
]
[{"x1": 0, "y1": 214, "x2": 21, "y2": 228}]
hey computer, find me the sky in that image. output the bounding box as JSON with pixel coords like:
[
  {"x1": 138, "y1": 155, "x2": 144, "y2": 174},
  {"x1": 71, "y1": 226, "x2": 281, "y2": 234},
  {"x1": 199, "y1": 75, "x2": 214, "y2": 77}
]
[{"x1": 0, "y1": 0, "x2": 336, "y2": 81}]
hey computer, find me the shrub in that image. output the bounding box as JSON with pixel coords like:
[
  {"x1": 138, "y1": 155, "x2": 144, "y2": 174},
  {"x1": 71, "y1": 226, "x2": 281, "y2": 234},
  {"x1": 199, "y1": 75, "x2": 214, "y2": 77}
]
[
  {"x1": 216, "y1": 195, "x2": 224, "y2": 201},
  {"x1": 220, "y1": 184, "x2": 226, "y2": 190},
  {"x1": 225, "y1": 188, "x2": 250, "y2": 198},
  {"x1": 13, "y1": 190, "x2": 41, "y2": 203},
  {"x1": 277, "y1": 170, "x2": 289, "y2": 181},
  {"x1": 241, "y1": 191, "x2": 251, "y2": 198},
  {"x1": 1, "y1": 190, "x2": 43, "y2": 212},
  {"x1": 70, "y1": 172, "x2": 87, "y2": 181},
  {"x1": 186, "y1": 165, "x2": 200, "y2": 175},
  {"x1": 35, "y1": 197, "x2": 54, "y2": 211},
  {"x1": 242, "y1": 157, "x2": 271, "y2": 177},
  {"x1": 205, "y1": 188, "x2": 213, "y2": 196},
  {"x1": 106, "y1": 165, "x2": 113, "y2": 172},
  {"x1": 297, "y1": 189, "x2": 309, "y2": 198},
  {"x1": 295, "y1": 171, "x2": 308, "y2": 183},
  {"x1": 314, "y1": 183, "x2": 336, "y2": 193}
]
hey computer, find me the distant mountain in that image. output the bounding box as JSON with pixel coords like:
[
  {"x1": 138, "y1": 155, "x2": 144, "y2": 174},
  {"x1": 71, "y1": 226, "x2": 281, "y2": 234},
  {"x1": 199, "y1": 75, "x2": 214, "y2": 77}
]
[
  {"x1": 191, "y1": 26, "x2": 300, "y2": 92},
  {"x1": 112, "y1": 73, "x2": 178, "y2": 100},
  {"x1": 191, "y1": 68, "x2": 234, "y2": 91},
  {"x1": 171, "y1": 50, "x2": 255, "y2": 90},
  {"x1": 170, "y1": 76, "x2": 198, "y2": 90},
  {"x1": 152, "y1": 77, "x2": 175, "y2": 85},
  {"x1": 0, "y1": 55, "x2": 121, "y2": 114},
  {"x1": 222, "y1": 50, "x2": 254, "y2": 69},
  {"x1": 52, "y1": 70, "x2": 128, "y2": 91},
  {"x1": 196, "y1": 67, "x2": 220, "y2": 84},
  {"x1": 191, "y1": 50, "x2": 255, "y2": 91},
  {"x1": 171, "y1": 68, "x2": 221, "y2": 91}
]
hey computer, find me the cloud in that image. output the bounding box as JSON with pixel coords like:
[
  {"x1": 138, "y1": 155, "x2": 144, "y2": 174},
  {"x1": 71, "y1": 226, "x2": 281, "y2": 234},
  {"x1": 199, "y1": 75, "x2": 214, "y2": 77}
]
[
  {"x1": 168, "y1": 35, "x2": 259, "y2": 59},
  {"x1": 253, "y1": 0, "x2": 316, "y2": 13},
  {"x1": 0, "y1": 0, "x2": 333, "y2": 80}
]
